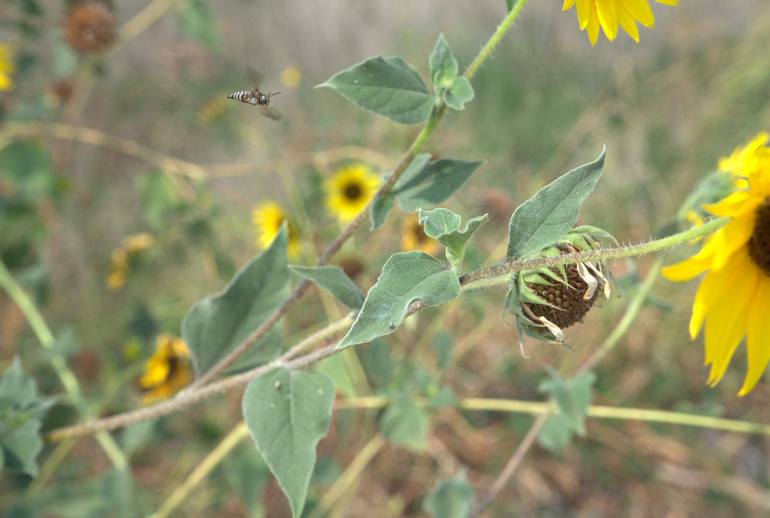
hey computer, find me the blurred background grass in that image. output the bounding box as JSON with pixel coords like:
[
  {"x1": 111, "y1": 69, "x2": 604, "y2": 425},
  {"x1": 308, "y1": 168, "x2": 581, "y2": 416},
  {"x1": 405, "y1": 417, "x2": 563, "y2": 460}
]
[{"x1": 2, "y1": 0, "x2": 770, "y2": 516}]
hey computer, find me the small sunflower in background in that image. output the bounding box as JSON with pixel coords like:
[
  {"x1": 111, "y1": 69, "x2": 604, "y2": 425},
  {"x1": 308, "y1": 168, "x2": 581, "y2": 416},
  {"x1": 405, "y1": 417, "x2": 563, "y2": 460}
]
[
  {"x1": 106, "y1": 232, "x2": 155, "y2": 291},
  {"x1": 137, "y1": 334, "x2": 192, "y2": 403},
  {"x1": 325, "y1": 164, "x2": 381, "y2": 224},
  {"x1": 562, "y1": 0, "x2": 678, "y2": 45},
  {"x1": 280, "y1": 65, "x2": 302, "y2": 89},
  {"x1": 252, "y1": 201, "x2": 301, "y2": 258},
  {"x1": 401, "y1": 214, "x2": 441, "y2": 256},
  {"x1": 663, "y1": 132, "x2": 770, "y2": 395},
  {"x1": 63, "y1": 1, "x2": 116, "y2": 54},
  {"x1": 0, "y1": 44, "x2": 14, "y2": 91}
]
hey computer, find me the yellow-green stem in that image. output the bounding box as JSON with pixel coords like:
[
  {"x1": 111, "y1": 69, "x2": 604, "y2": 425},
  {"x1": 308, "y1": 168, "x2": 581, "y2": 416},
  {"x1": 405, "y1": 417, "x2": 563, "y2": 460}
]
[
  {"x1": 150, "y1": 422, "x2": 250, "y2": 518},
  {"x1": 0, "y1": 259, "x2": 128, "y2": 470},
  {"x1": 461, "y1": 217, "x2": 727, "y2": 291}
]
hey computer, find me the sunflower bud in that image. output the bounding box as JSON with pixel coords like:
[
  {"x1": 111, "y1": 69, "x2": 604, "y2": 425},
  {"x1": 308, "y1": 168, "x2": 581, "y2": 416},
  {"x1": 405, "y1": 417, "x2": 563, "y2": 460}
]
[{"x1": 507, "y1": 228, "x2": 612, "y2": 343}]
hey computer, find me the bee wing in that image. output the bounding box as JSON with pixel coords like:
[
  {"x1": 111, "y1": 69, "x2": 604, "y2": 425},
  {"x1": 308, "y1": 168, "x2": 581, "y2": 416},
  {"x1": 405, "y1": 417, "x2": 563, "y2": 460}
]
[
  {"x1": 259, "y1": 105, "x2": 282, "y2": 121},
  {"x1": 247, "y1": 68, "x2": 264, "y2": 89}
]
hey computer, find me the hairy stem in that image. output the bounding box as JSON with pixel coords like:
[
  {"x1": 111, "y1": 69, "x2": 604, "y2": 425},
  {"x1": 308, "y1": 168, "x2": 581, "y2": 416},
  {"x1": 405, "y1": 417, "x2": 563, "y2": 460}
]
[
  {"x1": 189, "y1": 0, "x2": 530, "y2": 387},
  {"x1": 460, "y1": 217, "x2": 726, "y2": 290}
]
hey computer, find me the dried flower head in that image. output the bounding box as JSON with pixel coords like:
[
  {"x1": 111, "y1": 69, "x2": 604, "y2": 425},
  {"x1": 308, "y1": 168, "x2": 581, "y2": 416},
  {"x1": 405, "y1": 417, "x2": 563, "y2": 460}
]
[
  {"x1": 507, "y1": 228, "x2": 612, "y2": 343},
  {"x1": 64, "y1": 2, "x2": 116, "y2": 54}
]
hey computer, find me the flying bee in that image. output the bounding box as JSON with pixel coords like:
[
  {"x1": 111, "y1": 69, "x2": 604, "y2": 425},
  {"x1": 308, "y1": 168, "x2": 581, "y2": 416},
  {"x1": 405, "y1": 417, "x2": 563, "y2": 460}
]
[{"x1": 227, "y1": 69, "x2": 282, "y2": 120}]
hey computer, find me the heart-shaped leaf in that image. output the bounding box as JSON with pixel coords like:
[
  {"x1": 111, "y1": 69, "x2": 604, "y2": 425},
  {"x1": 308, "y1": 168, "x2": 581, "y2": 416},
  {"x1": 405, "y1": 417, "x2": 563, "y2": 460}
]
[
  {"x1": 394, "y1": 157, "x2": 483, "y2": 212},
  {"x1": 337, "y1": 252, "x2": 460, "y2": 349},
  {"x1": 290, "y1": 265, "x2": 364, "y2": 309},
  {"x1": 183, "y1": 227, "x2": 290, "y2": 375},
  {"x1": 318, "y1": 56, "x2": 435, "y2": 124},
  {"x1": 507, "y1": 148, "x2": 605, "y2": 259},
  {"x1": 242, "y1": 368, "x2": 335, "y2": 518}
]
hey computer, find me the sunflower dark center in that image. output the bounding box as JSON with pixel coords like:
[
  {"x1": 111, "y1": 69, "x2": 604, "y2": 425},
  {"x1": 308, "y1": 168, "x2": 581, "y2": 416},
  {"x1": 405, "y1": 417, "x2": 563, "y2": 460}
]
[
  {"x1": 748, "y1": 198, "x2": 770, "y2": 276},
  {"x1": 412, "y1": 223, "x2": 428, "y2": 243},
  {"x1": 343, "y1": 182, "x2": 363, "y2": 200},
  {"x1": 525, "y1": 263, "x2": 600, "y2": 329}
]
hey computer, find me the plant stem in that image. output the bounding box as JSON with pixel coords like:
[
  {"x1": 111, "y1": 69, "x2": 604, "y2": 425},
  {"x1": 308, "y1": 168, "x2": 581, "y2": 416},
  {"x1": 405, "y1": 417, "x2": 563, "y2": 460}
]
[
  {"x1": 460, "y1": 217, "x2": 727, "y2": 290},
  {"x1": 150, "y1": 422, "x2": 250, "y2": 518},
  {"x1": 308, "y1": 434, "x2": 386, "y2": 518},
  {"x1": 47, "y1": 316, "x2": 351, "y2": 442},
  {"x1": 472, "y1": 256, "x2": 664, "y2": 512},
  {"x1": 0, "y1": 259, "x2": 128, "y2": 469},
  {"x1": 189, "y1": 0, "x2": 532, "y2": 388}
]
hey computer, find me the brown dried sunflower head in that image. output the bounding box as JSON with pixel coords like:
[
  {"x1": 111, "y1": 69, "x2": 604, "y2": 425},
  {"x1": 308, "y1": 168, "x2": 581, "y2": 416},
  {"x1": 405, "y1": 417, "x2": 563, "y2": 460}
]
[
  {"x1": 64, "y1": 2, "x2": 116, "y2": 54},
  {"x1": 506, "y1": 227, "x2": 613, "y2": 343}
]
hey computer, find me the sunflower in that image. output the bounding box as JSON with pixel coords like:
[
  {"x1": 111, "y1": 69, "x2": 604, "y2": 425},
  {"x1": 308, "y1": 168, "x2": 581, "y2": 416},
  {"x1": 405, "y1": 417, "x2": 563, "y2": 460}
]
[
  {"x1": 663, "y1": 132, "x2": 770, "y2": 395},
  {"x1": 0, "y1": 45, "x2": 14, "y2": 91},
  {"x1": 562, "y1": 0, "x2": 678, "y2": 46},
  {"x1": 106, "y1": 232, "x2": 155, "y2": 291},
  {"x1": 325, "y1": 164, "x2": 381, "y2": 223},
  {"x1": 252, "y1": 201, "x2": 301, "y2": 258},
  {"x1": 401, "y1": 214, "x2": 442, "y2": 256},
  {"x1": 137, "y1": 334, "x2": 192, "y2": 403},
  {"x1": 280, "y1": 65, "x2": 302, "y2": 89}
]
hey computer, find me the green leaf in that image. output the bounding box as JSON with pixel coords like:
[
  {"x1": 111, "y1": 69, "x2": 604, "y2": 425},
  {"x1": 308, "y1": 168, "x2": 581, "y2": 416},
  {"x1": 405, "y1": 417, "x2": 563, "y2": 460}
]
[
  {"x1": 394, "y1": 157, "x2": 483, "y2": 212},
  {"x1": 182, "y1": 227, "x2": 290, "y2": 375},
  {"x1": 0, "y1": 359, "x2": 52, "y2": 477},
  {"x1": 540, "y1": 371, "x2": 596, "y2": 436},
  {"x1": 418, "y1": 208, "x2": 488, "y2": 265},
  {"x1": 429, "y1": 33, "x2": 459, "y2": 88},
  {"x1": 505, "y1": 0, "x2": 517, "y2": 12},
  {"x1": 290, "y1": 265, "x2": 364, "y2": 309},
  {"x1": 242, "y1": 368, "x2": 335, "y2": 518},
  {"x1": 380, "y1": 399, "x2": 429, "y2": 451},
  {"x1": 423, "y1": 472, "x2": 474, "y2": 518},
  {"x1": 317, "y1": 354, "x2": 357, "y2": 398},
  {"x1": 178, "y1": 0, "x2": 221, "y2": 52},
  {"x1": 444, "y1": 76, "x2": 474, "y2": 111},
  {"x1": 370, "y1": 194, "x2": 394, "y2": 230},
  {"x1": 507, "y1": 148, "x2": 606, "y2": 259},
  {"x1": 318, "y1": 56, "x2": 435, "y2": 124},
  {"x1": 336, "y1": 252, "x2": 460, "y2": 349},
  {"x1": 0, "y1": 141, "x2": 54, "y2": 198},
  {"x1": 537, "y1": 413, "x2": 574, "y2": 452}
]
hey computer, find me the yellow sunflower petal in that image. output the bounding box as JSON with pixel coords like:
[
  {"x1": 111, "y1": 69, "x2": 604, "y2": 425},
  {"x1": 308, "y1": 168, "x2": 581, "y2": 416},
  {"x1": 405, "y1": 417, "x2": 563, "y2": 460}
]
[
  {"x1": 704, "y1": 191, "x2": 762, "y2": 218},
  {"x1": 624, "y1": 0, "x2": 655, "y2": 28},
  {"x1": 688, "y1": 265, "x2": 734, "y2": 340},
  {"x1": 738, "y1": 276, "x2": 770, "y2": 395},
  {"x1": 596, "y1": 0, "x2": 619, "y2": 41},
  {"x1": 703, "y1": 252, "x2": 758, "y2": 386}
]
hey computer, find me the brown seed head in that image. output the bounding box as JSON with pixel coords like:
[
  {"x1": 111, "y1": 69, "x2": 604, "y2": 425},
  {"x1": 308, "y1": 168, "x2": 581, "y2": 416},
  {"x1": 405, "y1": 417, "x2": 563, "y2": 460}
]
[{"x1": 64, "y1": 2, "x2": 116, "y2": 54}]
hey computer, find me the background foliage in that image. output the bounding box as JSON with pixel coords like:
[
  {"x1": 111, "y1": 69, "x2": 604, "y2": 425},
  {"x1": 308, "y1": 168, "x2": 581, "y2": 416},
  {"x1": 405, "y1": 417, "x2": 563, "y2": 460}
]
[{"x1": 2, "y1": 0, "x2": 770, "y2": 516}]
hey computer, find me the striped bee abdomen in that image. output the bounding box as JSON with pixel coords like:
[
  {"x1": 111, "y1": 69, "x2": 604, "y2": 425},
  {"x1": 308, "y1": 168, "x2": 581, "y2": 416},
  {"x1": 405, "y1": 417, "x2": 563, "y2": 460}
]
[{"x1": 227, "y1": 90, "x2": 253, "y2": 103}]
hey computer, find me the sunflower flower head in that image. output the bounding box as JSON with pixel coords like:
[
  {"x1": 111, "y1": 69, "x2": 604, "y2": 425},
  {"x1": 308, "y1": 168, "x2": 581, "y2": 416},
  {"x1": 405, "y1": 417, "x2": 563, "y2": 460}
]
[
  {"x1": 401, "y1": 214, "x2": 442, "y2": 256},
  {"x1": 663, "y1": 132, "x2": 770, "y2": 395},
  {"x1": 106, "y1": 232, "x2": 155, "y2": 291},
  {"x1": 325, "y1": 164, "x2": 381, "y2": 224},
  {"x1": 137, "y1": 334, "x2": 192, "y2": 403},
  {"x1": 562, "y1": 0, "x2": 678, "y2": 46},
  {"x1": 0, "y1": 44, "x2": 14, "y2": 92},
  {"x1": 252, "y1": 201, "x2": 301, "y2": 258}
]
